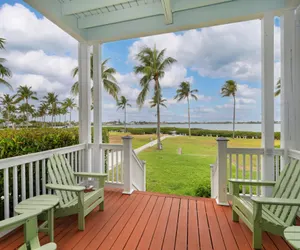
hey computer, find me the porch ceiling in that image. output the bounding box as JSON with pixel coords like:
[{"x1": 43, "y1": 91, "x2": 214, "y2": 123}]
[{"x1": 24, "y1": 0, "x2": 300, "y2": 43}]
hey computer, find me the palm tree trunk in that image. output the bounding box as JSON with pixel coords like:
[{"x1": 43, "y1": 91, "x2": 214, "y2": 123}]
[
  {"x1": 233, "y1": 95, "x2": 236, "y2": 138},
  {"x1": 69, "y1": 111, "x2": 71, "y2": 124},
  {"x1": 156, "y1": 82, "x2": 162, "y2": 150},
  {"x1": 26, "y1": 99, "x2": 29, "y2": 128},
  {"x1": 124, "y1": 106, "x2": 127, "y2": 132},
  {"x1": 188, "y1": 96, "x2": 191, "y2": 137}
]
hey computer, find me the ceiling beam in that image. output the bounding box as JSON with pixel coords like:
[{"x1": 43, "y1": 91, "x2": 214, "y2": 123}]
[
  {"x1": 78, "y1": 3, "x2": 163, "y2": 29},
  {"x1": 86, "y1": 0, "x2": 293, "y2": 43},
  {"x1": 62, "y1": 0, "x2": 131, "y2": 16},
  {"x1": 172, "y1": 0, "x2": 233, "y2": 12},
  {"x1": 161, "y1": 0, "x2": 173, "y2": 24}
]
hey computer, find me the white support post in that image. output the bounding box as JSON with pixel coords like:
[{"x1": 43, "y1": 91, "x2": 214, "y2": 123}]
[
  {"x1": 261, "y1": 13, "x2": 275, "y2": 196},
  {"x1": 78, "y1": 42, "x2": 91, "y2": 172},
  {"x1": 93, "y1": 43, "x2": 103, "y2": 173},
  {"x1": 122, "y1": 136, "x2": 133, "y2": 194},
  {"x1": 280, "y1": 9, "x2": 296, "y2": 167},
  {"x1": 295, "y1": 6, "x2": 300, "y2": 151},
  {"x1": 216, "y1": 137, "x2": 229, "y2": 206}
]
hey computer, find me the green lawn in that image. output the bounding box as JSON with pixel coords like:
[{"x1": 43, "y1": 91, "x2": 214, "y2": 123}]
[
  {"x1": 138, "y1": 136, "x2": 280, "y2": 196},
  {"x1": 109, "y1": 132, "x2": 157, "y2": 149}
]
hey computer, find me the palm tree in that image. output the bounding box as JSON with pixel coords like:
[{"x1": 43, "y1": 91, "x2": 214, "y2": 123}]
[
  {"x1": 0, "y1": 38, "x2": 13, "y2": 90},
  {"x1": 116, "y1": 96, "x2": 131, "y2": 132},
  {"x1": 149, "y1": 92, "x2": 167, "y2": 109},
  {"x1": 43, "y1": 92, "x2": 59, "y2": 126},
  {"x1": 134, "y1": 45, "x2": 176, "y2": 150},
  {"x1": 38, "y1": 102, "x2": 48, "y2": 127},
  {"x1": 0, "y1": 94, "x2": 16, "y2": 127},
  {"x1": 275, "y1": 78, "x2": 281, "y2": 97},
  {"x1": 174, "y1": 81, "x2": 198, "y2": 137},
  {"x1": 71, "y1": 57, "x2": 120, "y2": 100},
  {"x1": 221, "y1": 80, "x2": 238, "y2": 138},
  {"x1": 63, "y1": 97, "x2": 77, "y2": 123},
  {"x1": 16, "y1": 85, "x2": 38, "y2": 124}
]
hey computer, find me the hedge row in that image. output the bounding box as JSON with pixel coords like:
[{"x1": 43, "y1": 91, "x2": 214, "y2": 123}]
[
  {"x1": 0, "y1": 128, "x2": 109, "y2": 159},
  {"x1": 105, "y1": 126, "x2": 281, "y2": 140}
]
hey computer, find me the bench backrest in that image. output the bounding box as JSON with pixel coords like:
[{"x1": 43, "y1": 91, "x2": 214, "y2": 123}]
[
  {"x1": 267, "y1": 159, "x2": 300, "y2": 225},
  {"x1": 47, "y1": 154, "x2": 77, "y2": 206}
]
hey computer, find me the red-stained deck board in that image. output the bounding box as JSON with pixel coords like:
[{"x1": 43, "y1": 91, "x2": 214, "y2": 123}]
[
  {"x1": 0, "y1": 189, "x2": 293, "y2": 250},
  {"x1": 175, "y1": 199, "x2": 188, "y2": 250},
  {"x1": 148, "y1": 197, "x2": 172, "y2": 250},
  {"x1": 110, "y1": 195, "x2": 157, "y2": 250},
  {"x1": 213, "y1": 202, "x2": 239, "y2": 250},
  {"x1": 134, "y1": 197, "x2": 165, "y2": 250},
  {"x1": 188, "y1": 199, "x2": 200, "y2": 250},
  {"x1": 162, "y1": 198, "x2": 180, "y2": 250},
  {"x1": 197, "y1": 200, "x2": 213, "y2": 250},
  {"x1": 205, "y1": 200, "x2": 226, "y2": 250}
]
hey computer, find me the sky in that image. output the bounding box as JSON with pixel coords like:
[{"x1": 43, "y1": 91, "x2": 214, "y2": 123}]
[{"x1": 0, "y1": 0, "x2": 281, "y2": 123}]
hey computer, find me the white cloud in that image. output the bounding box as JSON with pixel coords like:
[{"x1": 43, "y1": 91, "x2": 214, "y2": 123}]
[
  {"x1": 0, "y1": 3, "x2": 77, "y2": 56},
  {"x1": 128, "y1": 20, "x2": 280, "y2": 82}
]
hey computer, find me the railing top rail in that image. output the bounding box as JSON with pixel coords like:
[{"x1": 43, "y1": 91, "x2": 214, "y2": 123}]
[
  {"x1": 288, "y1": 149, "x2": 300, "y2": 160},
  {"x1": 227, "y1": 148, "x2": 264, "y2": 154},
  {"x1": 0, "y1": 143, "x2": 86, "y2": 170},
  {"x1": 100, "y1": 143, "x2": 123, "y2": 150}
]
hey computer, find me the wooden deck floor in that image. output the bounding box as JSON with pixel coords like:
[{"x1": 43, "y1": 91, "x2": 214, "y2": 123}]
[{"x1": 0, "y1": 188, "x2": 295, "y2": 250}]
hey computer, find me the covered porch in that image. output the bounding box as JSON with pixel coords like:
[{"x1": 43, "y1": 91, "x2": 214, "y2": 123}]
[{"x1": 1, "y1": 0, "x2": 300, "y2": 249}]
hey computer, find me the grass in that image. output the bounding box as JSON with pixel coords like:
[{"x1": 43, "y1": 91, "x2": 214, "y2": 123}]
[
  {"x1": 137, "y1": 136, "x2": 280, "y2": 196},
  {"x1": 109, "y1": 132, "x2": 157, "y2": 149}
]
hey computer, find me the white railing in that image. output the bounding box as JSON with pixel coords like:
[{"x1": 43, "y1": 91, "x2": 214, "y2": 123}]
[
  {"x1": 211, "y1": 137, "x2": 296, "y2": 206},
  {"x1": 100, "y1": 143, "x2": 124, "y2": 186},
  {"x1": 132, "y1": 150, "x2": 146, "y2": 191},
  {"x1": 0, "y1": 144, "x2": 86, "y2": 219}
]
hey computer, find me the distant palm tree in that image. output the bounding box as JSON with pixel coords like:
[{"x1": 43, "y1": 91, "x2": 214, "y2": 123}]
[
  {"x1": 16, "y1": 85, "x2": 38, "y2": 125},
  {"x1": 134, "y1": 45, "x2": 176, "y2": 150},
  {"x1": 116, "y1": 96, "x2": 131, "y2": 132},
  {"x1": 275, "y1": 78, "x2": 281, "y2": 97},
  {"x1": 38, "y1": 102, "x2": 48, "y2": 127},
  {"x1": 149, "y1": 93, "x2": 168, "y2": 109},
  {"x1": 0, "y1": 94, "x2": 16, "y2": 127},
  {"x1": 43, "y1": 92, "x2": 59, "y2": 126},
  {"x1": 0, "y1": 38, "x2": 13, "y2": 90},
  {"x1": 221, "y1": 80, "x2": 238, "y2": 138},
  {"x1": 71, "y1": 56, "x2": 119, "y2": 100},
  {"x1": 174, "y1": 81, "x2": 198, "y2": 137},
  {"x1": 63, "y1": 97, "x2": 77, "y2": 123}
]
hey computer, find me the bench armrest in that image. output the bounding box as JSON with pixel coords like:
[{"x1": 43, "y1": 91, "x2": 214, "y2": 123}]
[
  {"x1": 252, "y1": 197, "x2": 300, "y2": 206},
  {"x1": 229, "y1": 179, "x2": 276, "y2": 186},
  {"x1": 74, "y1": 172, "x2": 107, "y2": 178},
  {"x1": 46, "y1": 184, "x2": 85, "y2": 192},
  {"x1": 0, "y1": 210, "x2": 42, "y2": 231}
]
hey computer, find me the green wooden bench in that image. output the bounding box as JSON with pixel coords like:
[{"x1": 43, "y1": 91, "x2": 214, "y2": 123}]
[
  {"x1": 284, "y1": 226, "x2": 300, "y2": 249},
  {"x1": 229, "y1": 159, "x2": 300, "y2": 249},
  {"x1": 46, "y1": 154, "x2": 107, "y2": 231},
  {"x1": 0, "y1": 210, "x2": 57, "y2": 250}
]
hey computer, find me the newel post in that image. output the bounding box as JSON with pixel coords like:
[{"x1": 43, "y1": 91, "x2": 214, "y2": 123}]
[
  {"x1": 122, "y1": 136, "x2": 133, "y2": 194},
  {"x1": 216, "y1": 137, "x2": 229, "y2": 206}
]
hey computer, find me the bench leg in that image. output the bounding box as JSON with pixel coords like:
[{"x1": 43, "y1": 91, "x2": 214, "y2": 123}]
[
  {"x1": 78, "y1": 191, "x2": 85, "y2": 231},
  {"x1": 232, "y1": 209, "x2": 239, "y2": 222},
  {"x1": 253, "y1": 227, "x2": 262, "y2": 249},
  {"x1": 99, "y1": 200, "x2": 104, "y2": 211},
  {"x1": 48, "y1": 208, "x2": 54, "y2": 242}
]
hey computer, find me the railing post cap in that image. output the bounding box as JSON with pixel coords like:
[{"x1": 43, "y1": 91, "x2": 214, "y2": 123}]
[
  {"x1": 122, "y1": 136, "x2": 133, "y2": 140},
  {"x1": 216, "y1": 137, "x2": 229, "y2": 142}
]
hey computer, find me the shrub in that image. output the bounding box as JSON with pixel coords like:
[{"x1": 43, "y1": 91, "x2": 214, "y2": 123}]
[{"x1": 195, "y1": 183, "x2": 211, "y2": 198}]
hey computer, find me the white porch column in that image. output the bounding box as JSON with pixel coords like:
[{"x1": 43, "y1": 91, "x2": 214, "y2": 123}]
[
  {"x1": 122, "y1": 136, "x2": 133, "y2": 194},
  {"x1": 78, "y1": 42, "x2": 91, "y2": 172},
  {"x1": 295, "y1": 6, "x2": 300, "y2": 150},
  {"x1": 261, "y1": 13, "x2": 274, "y2": 196},
  {"x1": 93, "y1": 43, "x2": 103, "y2": 173},
  {"x1": 280, "y1": 9, "x2": 296, "y2": 166}
]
